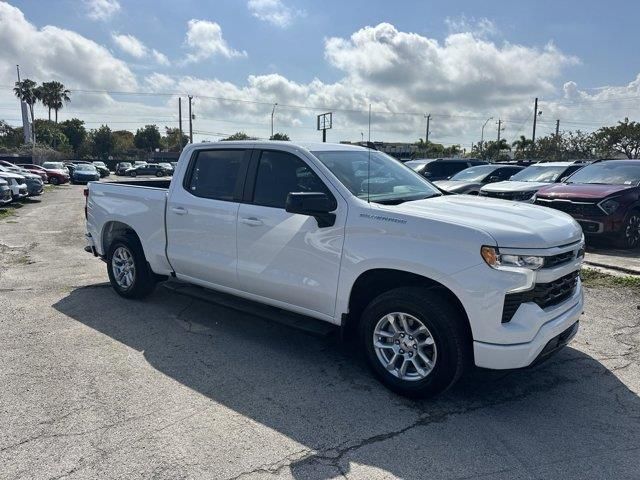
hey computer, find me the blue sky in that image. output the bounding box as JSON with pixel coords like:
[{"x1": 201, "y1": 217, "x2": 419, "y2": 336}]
[{"x1": 2, "y1": 0, "x2": 640, "y2": 144}]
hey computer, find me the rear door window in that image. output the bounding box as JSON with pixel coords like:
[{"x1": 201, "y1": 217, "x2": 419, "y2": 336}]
[{"x1": 185, "y1": 149, "x2": 249, "y2": 201}]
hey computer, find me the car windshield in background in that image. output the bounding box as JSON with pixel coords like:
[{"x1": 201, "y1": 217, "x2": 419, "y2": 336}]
[
  {"x1": 311, "y1": 150, "x2": 441, "y2": 204},
  {"x1": 94, "y1": 162, "x2": 106, "y2": 167},
  {"x1": 449, "y1": 165, "x2": 497, "y2": 182},
  {"x1": 75, "y1": 164, "x2": 97, "y2": 172},
  {"x1": 42, "y1": 162, "x2": 64, "y2": 169},
  {"x1": 510, "y1": 165, "x2": 569, "y2": 183},
  {"x1": 565, "y1": 162, "x2": 640, "y2": 185}
]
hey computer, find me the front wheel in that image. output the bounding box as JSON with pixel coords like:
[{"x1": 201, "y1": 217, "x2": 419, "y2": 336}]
[
  {"x1": 50, "y1": 177, "x2": 59, "y2": 185},
  {"x1": 614, "y1": 210, "x2": 640, "y2": 249},
  {"x1": 129, "y1": 171, "x2": 137, "y2": 177},
  {"x1": 156, "y1": 171, "x2": 164, "y2": 177},
  {"x1": 106, "y1": 235, "x2": 157, "y2": 298},
  {"x1": 359, "y1": 287, "x2": 470, "y2": 398}
]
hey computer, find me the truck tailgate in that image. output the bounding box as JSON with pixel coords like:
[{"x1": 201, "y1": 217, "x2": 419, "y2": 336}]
[{"x1": 86, "y1": 182, "x2": 171, "y2": 274}]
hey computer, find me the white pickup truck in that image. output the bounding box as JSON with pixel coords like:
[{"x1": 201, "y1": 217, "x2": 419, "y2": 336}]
[{"x1": 85, "y1": 141, "x2": 585, "y2": 397}]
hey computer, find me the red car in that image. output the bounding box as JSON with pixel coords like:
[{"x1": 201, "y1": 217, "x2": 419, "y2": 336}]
[
  {"x1": 18, "y1": 163, "x2": 70, "y2": 185},
  {"x1": 14, "y1": 163, "x2": 48, "y2": 182},
  {"x1": 535, "y1": 160, "x2": 640, "y2": 249}
]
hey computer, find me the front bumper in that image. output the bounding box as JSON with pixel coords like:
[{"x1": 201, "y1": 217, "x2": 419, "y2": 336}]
[
  {"x1": 473, "y1": 278, "x2": 583, "y2": 369},
  {"x1": 27, "y1": 183, "x2": 43, "y2": 196}
]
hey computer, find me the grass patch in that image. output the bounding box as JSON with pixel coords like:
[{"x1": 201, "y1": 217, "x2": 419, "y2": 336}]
[
  {"x1": 0, "y1": 208, "x2": 16, "y2": 220},
  {"x1": 581, "y1": 268, "x2": 640, "y2": 290}
]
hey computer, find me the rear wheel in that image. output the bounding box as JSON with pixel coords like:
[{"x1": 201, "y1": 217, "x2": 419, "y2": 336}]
[
  {"x1": 106, "y1": 235, "x2": 157, "y2": 298},
  {"x1": 156, "y1": 171, "x2": 164, "y2": 177},
  {"x1": 359, "y1": 287, "x2": 469, "y2": 398},
  {"x1": 49, "y1": 177, "x2": 59, "y2": 185},
  {"x1": 614, "y1": 210, "x2": 640, "y2": 249},
  {"x1": 129, "y1": 171, "x2": 137, "y2": 177}
]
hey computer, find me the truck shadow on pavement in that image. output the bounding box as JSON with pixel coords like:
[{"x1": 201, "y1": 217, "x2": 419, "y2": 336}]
[{"x1": 53, "y1": 284, "x2": 640, "y2": 480}]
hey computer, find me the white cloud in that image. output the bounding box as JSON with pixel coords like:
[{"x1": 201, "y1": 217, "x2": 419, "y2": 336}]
[
  {"x1": 247, "y1": 0, "x2": 303, "y2": 28},
  {"x1": 445, "y1": 16, "x2": 497, "y2": 37},
  {"x1": 0, "y1": 2, "x2": 136, "y2": 91},
  {"x1": 112, "y1": 33, "x2": 170, "y2": 65},
  {"x1": 184, "y1": 19, "x2": 247, "y2": 62},
  {"x1": 112, "y1": 33, "x2": 147, "y2": 58},
  {"x1": 145, "y1": 72, "x2": 176, "y2": 92},
  {"x1": 85, "y1": 0, "x2": 120, "y2": 21}
]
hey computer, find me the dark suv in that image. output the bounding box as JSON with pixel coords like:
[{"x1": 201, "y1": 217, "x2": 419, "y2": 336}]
[
  {"x1": 535, "y1": 160, "x2": 640, "y2": 248},
  {"x1": 405, "y1": 158, "x2": 488, "y2": 181}
]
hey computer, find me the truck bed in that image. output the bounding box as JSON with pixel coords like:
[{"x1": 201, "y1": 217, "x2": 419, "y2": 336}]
[{"x1": 104, "y1": 178, "x2": 172, "y2": 189}]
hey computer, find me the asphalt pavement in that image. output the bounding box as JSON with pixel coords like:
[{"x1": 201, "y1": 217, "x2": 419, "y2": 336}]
[{"x1": 1, "y1": 184, "x2": 639, "y2": 480}]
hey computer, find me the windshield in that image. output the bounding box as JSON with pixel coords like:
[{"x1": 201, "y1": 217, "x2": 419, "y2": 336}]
[
  {"x1": 94, "y1": 162, "x2": 106, "y2": 167},
  {"x1": 510, "y1": 165, "x2": 569, "y2": 183},
  {"x1": 75, "y1": 164, "x2": 96, "y2": 172},
  {"x1": 566, "y1": 162, "x2": 640, "y2": 185},
  {"x1": 449, "y1": 165, "x2": 497, "y2": 182},
  {"x1": 43, "y1": 162, "x2": 64, "y2": 169},
  {"x1": 311, "y1": 150, "x2": 441, "y2": 204}
]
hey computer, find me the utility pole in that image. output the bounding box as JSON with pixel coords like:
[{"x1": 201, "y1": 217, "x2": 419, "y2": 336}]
[
  {"x1": 555, "y1": 119, "x2": 560, "y2": 138},
  {"x1": 497, "y1": 119, "x2": 502, "y2": 144},
  {"x1": 424, "y1": 113, "x2": 431, "y2": 145},
  {"x1": 532, "y1": 97, "x2": 539, "y2": 143},
  {"x1": 271, "y1": 103, "x2": 278, "y2": 139},
  {"x1": 188, "y1": 95, "x2": 193, "y2": 144},
  {"x1": 178, "y1": 97, "x2": 183, "y2": 150}
]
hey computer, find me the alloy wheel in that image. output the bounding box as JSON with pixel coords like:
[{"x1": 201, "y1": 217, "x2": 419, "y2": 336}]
[
  {"x1": 111, "y1": 246, "x2": 136, "y2": 290},
  {"x1": 372, "y1": 312, "x2": 437, "y2": 381}
]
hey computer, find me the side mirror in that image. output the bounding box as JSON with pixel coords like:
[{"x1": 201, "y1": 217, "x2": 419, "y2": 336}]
[{"x1": 286, "y1": 192, "x2": 336, "y2": 228}]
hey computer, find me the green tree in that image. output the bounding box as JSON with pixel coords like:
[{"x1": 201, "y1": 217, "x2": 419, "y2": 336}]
[
  {"x1": 113, "y1": 130, "x2": 135, "y2": 156},
  {"x1": 32, "y1": 119, "x2": 69, "y2": 150},
  {"x1": 270, "y1": 132, "x2": 290, "y2": 141},
  {"x1": 511, "y1": 135, "x2": 533, "y2": 158},
  {"x1": 13, "y1": 79, "x2": 39, "y2": 127},
  {"x1": 221, "y1": 131, "x2": 256, "y2": 141},
  {"x1": 484, "y1": 139, "x2": 511, "y2": 160},
  {"x1": 161, "y1": 127, "x2": 189, "y2": 151},
  {"x1": 134, "y1": 124, "x2": 161, "y2": 152},
  {"x1": 594, "y1": 118, "x2": 640, "y2": 159},
  {"x1": 59, "y1": 118, "x2": 86, "y2": 153},
  {"x1": 38, "y1": 81, "x2": 71, "y2": 123},
  {"x1": 0, "y1": 120, "x2": 19, "y2": 148},
  {"x1": 91, "y1": 125, "x2": 114, "y2": 159},
  {"x1": 562, "y1": 130, "x2": 597, "y2": 159}
]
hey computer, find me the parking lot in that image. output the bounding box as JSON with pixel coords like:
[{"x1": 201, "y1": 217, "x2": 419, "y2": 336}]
[{"x1": 1, "y1": 184, "x2": 639, "y2": 480}]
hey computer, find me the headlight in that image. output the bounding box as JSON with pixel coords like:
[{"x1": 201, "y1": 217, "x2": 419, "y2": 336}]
[
  {"x1": 513, "y1": 190, "x2": 536, "y2": 201},
  {"x1": 598, "y1": 198, "x2": 620, "y2": 215},
  {"x1": 481, "y1": 246, "x2": 544, "y2": 270}
]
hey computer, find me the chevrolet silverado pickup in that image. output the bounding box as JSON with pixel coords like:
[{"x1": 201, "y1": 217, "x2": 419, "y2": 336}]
[{"x1": 85, "y1": 141, "x2": 585, "y2": 397}]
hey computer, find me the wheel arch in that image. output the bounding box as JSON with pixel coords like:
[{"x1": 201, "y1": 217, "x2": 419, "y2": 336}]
[
  {"x1": 342, "y1": 268, "x2": 472, "y2": 344},
  {"x1": 101, "y1": 221, "x2": 141, "y2": 256}
]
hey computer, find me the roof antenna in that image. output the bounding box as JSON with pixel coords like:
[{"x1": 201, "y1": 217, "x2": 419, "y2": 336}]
[{"x1": 367, "y1": 103, "x2": 371, "y2": 204}]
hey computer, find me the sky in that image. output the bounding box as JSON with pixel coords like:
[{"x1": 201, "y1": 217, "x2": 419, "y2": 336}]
[{"x1": 1, "y1": 0, "x2": 640, "y2": 148}]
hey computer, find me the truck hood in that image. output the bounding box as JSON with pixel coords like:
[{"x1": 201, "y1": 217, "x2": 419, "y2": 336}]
[
  {"x1": 481, "y1": 180, "x2": 550, "y2": 193},
  {"x1": 381, "y1": 195, "x2": 582, "y2": 248},
  {"x1": 537, "y1": 183, "x2": 636, "y2": 200},
  {"x1": 433, "y1": 180, "x2": 481, "y2": 193}
]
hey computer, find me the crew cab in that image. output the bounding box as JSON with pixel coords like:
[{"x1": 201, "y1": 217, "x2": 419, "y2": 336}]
[{"x1": 85, "y1": 142, "x2": 585, "y2": 397}]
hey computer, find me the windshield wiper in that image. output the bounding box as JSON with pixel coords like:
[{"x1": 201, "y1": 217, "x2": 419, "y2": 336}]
[{"x1": 376, "y1": 193, "x2": 442, "y2": 205}]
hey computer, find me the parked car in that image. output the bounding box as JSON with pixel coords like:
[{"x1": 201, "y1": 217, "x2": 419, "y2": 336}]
[
  {"x1": 406, "y1": 158, "x2": 488, "y2": 182},
  {"x1": 42, "y1": 161, "x2": 70, "y2": 178},
  {"x1": 125, "y1": 163, "x2": 169, "y2": 177},
  {"x1": 0, "y1": 170, "x2": 28, "y2": 200},
  {"x1": 133, "y1": 161, "x2": 147, "y2": 166},
  {"x1": 1, "y1": 160, "x2": 48, "y2": 183},
  {"x1": 0, "y1": 165, "x2": 43, "y2": 196},
  {"x1": 479, "y1": 161, "x2": 588, "y2": 202},
  {"x1": 434, "y1": 164, "x2": 524, "y2": 194},
  {"x1": 115, "y1": 162, "x2": 133, "y2": 176},
  {"x1": 70, "y1": 164, "x2": 100, "y2": 184},
  {"x1": 18, "y1": 163, "x2": 69, "y2": 185},
  {"x1": 85, "y1": 141, "x2": 584, "y2": 397},
  {"x1": 0, "y1": 177, "x2": 12, "y2": 205},
  {"x1": 15, "y1": 164, "x2": 48, "y2": 182},
  {"x1": 158, "y1": 162, "x2": 174, "y2": 175},
  {"x1": 92, "y1": 161, "x2": 111, "y2": 178},
  {"x1": 536, "y1": 160, "x2": 640, "y2": 248}
]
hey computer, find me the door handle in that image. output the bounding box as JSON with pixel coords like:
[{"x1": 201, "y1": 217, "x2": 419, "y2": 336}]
[
  {"x1": 240, "y1": 217, "x2": 263, "y2": 226},
  {"x1": 171, "y1": 206, "x2": 188, "y2": 215}
]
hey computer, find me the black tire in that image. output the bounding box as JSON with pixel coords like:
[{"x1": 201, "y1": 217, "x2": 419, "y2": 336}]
[
  {"x1": 614, "y1": 210, "x2": 640, "y2": 249},
  {"x1": 359, "y1": 287, "x2": 470, "y2": 398},
  {"x1": 156, "y1": 171, "x2": 164, "y2": 177},
  {"x1": 129, "y1": 171, "x2": 137, "y2": 177},
  {"x1": 50, "y1": 177, "x2": 59, "y2": 185},
  {"x1": 106, "y1": 235, "x2": 157, "y2": 299}
]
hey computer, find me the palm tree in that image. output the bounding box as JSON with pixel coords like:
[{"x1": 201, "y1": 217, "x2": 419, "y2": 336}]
[
  {"x1": 512, "y1": 135, "x2": 533, "y2": 153},
  {"x1": 39, "y1": 81, "x2": 70, "y2": 123},
  {"x1": 13, "y1": 79, "x2": 38, "y2": 125}
]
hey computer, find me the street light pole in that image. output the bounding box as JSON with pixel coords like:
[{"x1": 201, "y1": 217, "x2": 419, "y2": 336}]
[
  {"x1": 271, "y1": 103, "x2": 278, "y2": 138},
  {"x1": 424, "y1": 113, "x2": 431, "y2": 145},
  {"x1": 480, "y1": 117, "x2": 493, "y2": 157}
]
